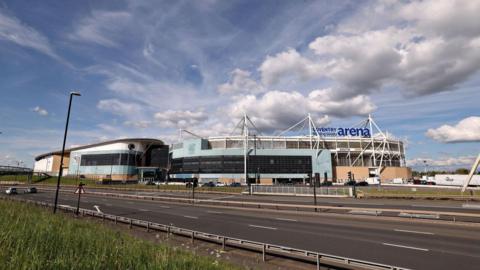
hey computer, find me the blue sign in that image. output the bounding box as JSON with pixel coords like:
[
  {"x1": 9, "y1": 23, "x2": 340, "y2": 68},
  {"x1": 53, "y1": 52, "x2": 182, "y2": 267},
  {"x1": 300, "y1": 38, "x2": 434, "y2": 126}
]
[{"x1": 315, "y1": 127, "x2": 371, "y2": 138}]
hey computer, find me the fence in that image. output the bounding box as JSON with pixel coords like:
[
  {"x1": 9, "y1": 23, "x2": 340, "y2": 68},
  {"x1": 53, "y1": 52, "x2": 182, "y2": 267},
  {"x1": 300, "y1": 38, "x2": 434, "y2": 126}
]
[
  {"x1": 1, "y1": 196, "x2": 409, "y2": 270},
  {"x1": 250, "y1": 184, "x2": 353, "y2": 197}
]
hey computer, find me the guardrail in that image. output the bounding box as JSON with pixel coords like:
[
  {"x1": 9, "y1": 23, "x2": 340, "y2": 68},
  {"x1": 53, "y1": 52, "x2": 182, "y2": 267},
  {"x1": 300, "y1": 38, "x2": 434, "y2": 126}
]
[
  {"x1": 1, "y1": 196, "x2": 410, "y2": 270},
  {"x1": 31, "y1": 187, "x2": 480, "y2": 223},
  {"x1": 250, "y1": 184, "x2": 353, "y2": 197},
  {"x1": 3, "y1": 184, "x2": 479, "y2": 223}
]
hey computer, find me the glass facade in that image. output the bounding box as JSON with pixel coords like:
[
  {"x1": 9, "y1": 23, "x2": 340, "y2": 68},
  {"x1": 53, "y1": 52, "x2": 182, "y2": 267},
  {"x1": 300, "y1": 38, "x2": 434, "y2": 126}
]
[
  {"x1": 171, "y1": 155, "x2": 312, "y2": 174},
  {"x1": 80, "y1": 153, "x2": 139, "y2": 166}
]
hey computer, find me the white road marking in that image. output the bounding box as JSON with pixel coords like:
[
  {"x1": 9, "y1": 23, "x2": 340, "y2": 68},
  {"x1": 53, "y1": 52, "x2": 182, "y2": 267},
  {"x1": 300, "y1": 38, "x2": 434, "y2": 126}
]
[
  {"x1": 158, "y1": 206, "x2": 171, "y2": 209},
  {"x1": 462, "y1": 204, "x2": 480, "y2": 209},
  {"x1": 93, "y1": 205, "x2": 102, "y2": 213},
  {"x1": 349, "y1": 210, "x2": 381, "y2": 216},
  {"x1": 207, "y1": 211, "x2": 224, "y2": 214},
  {"x1": 411, "y1": 204, "x2": 460, "y2": 209},
  {"x1": 59, "y1": 204, "x2": 71, "y2": 207},
  {"x1": 394, "y1": 229, "x2": 434, "y2": 235},
  {"x1": 275, "y1": 218, "x2": 297, "y2": 222},
  {"x1": 398, "y1": 212, "x2": 440, "y2": 219},
  {"x1": 249, "y1": 224, "x2": 277, "y2": 230},
  {"x1": 382, "y1": 242, "x2": 429, "y2": 251},
  {"x1": 183, "y1": 215, "x2": 198, "y2": 219}
]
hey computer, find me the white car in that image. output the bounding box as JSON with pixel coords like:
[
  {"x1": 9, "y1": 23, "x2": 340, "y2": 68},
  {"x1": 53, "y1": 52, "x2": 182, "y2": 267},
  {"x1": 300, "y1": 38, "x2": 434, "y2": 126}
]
[
  {"x1": 216, "y1": 182, "x2": 226, "y2": 187},
  {"x1": 5, "y1": 187, "x2": 17, "y2": 195}
]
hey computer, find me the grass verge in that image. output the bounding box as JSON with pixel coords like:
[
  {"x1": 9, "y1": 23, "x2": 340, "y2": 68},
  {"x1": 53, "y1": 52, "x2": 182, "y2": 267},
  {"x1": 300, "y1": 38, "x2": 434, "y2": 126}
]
[
  {"x1": 0, "y1": 199, "x2": 236, "y2": 270},
  {"x1": 0, "y1": 175, "x2": 244, "y2": 193}
]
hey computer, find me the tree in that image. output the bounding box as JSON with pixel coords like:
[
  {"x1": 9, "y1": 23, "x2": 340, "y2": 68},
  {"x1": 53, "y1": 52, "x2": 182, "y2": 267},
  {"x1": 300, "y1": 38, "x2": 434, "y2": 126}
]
[{"x1": 455, "y1": 168, "x2": 469, "y2": 175}]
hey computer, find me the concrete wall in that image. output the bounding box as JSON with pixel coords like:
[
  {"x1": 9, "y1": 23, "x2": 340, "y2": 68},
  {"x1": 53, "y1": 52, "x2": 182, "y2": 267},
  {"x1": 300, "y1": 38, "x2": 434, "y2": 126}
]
[
  {"x1": 334, "y1": 166, "x2": 370, "y2": 182},
  {"x1": 334, "y1": 166, "x2": 412, "y2": 182},
  {"x1": 380, "y1": 167, "x2": 412, "y2": 181},
  {"x1": 34, "y1": 154, "x2": 69, "y2": 175},
  {"x1": 33, "y1": 155, "x2": 53, "y2": 173}
]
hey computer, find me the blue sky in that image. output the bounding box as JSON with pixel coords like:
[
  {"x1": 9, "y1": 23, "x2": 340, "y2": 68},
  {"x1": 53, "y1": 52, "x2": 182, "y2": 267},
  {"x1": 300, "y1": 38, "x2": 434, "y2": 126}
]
[{"x1": 0, "y1": 0, "x2": 479, "y2": 170}]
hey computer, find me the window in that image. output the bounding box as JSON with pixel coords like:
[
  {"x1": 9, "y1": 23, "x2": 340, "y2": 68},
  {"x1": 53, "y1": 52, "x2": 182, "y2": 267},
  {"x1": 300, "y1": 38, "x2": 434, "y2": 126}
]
[
  {"x1": 169, "y1": 155, "x2": 312, "y2": 174},
  {"x1": 80, "y1": 153, "x2": 137, "y2": 166}
]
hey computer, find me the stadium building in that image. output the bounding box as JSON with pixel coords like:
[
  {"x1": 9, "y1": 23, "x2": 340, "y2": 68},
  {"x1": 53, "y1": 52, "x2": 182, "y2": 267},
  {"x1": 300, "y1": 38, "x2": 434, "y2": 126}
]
[
  {"x1": 170, "y1": 114, "x2": 411, "y2": 184},
  {"x1": 34, "y1": 138, "x2": 169, "y2": 182}
]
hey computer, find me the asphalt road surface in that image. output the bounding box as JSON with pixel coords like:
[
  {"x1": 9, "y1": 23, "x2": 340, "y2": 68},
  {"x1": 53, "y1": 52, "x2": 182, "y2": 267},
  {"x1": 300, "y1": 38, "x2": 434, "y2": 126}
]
[
  {"x1": 3, "y1": 188, "x2": 480, "y2": 270},
  {"x1": 30, "y1": 185, "x2": 480, "y2": 214}
]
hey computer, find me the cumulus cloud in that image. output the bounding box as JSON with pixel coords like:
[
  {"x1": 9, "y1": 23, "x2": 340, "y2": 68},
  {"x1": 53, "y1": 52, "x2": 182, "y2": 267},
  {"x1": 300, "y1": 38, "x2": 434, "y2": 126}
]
[
  {"x1": 97, "y1": 99, "x2": 142, "y2": 117},
  {"x1": 259, "y1": 49, "x2": 323, "y2": 86},
  {"x1": 69, "y1": 11, "x2": 132, "y2": 47},
  {"x1": 218, "y1": 69, "x2": 264, "y2": 94},
  {"x1": 0, "y1": 8, "x2": 60, "y2": 60},
  {"x1": 408, "y1": 156, "x2": 477, "y2": 168},
  {"x1": 227, "y1": 89, "x2": 373, "y2": 132},
  {"x1": 426, "y1": 116, "x2": 480, "y2": 143},
  {"x1": 154, "y1": 109, "x2": 208, "y2": 129},
  {"x1": 258, "y1": 0, "x2": 480, "y2": 98},
  {"x1": 32, "y1": 106, "x2": 48, "y2": 116},
  {"x1": 123, "y1": 120, "x2": 151, "y2": 129}
]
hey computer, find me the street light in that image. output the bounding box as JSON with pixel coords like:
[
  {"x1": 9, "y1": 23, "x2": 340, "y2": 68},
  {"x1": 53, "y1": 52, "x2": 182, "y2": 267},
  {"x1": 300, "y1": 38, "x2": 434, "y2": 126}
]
[{"x1": 53, "y1": 91, "x2": 81, "y2": 214}]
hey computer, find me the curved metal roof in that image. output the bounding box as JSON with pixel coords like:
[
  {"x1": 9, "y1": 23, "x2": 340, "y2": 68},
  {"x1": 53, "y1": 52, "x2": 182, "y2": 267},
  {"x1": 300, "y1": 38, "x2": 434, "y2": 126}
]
[{"x1": 35, "y1": 138, "x2": 164, "y2": 161}]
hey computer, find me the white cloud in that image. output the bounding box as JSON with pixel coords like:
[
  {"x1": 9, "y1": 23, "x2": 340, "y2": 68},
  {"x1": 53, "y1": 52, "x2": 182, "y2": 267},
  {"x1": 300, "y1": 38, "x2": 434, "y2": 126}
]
[
  {"x1": 69, "y1": 11, "x2": 132, "y2": 47},
  {"x1": 154, "y1": 109, "x2": 208, "y2": 129},
  {"x1": 259, "y1": 49, "x2": 323, "y2": 86},
  {"x1": 0, "y1": 8, "x2": 60, "y2": 60},
  {"x1": 32, "y1": 106, "x2": 48, "y2": 116},
  {"x1": 97, "y1": 99, "x2": 142, "y2": 117},
  {"x1": 227, "y1": 89, "x2": 373, "y2": 132},
  {"x1": 258, "y1": 0, "x2": 480, "y2": 98},
  {"x1": 408, "y1": 156, "x2": 477, "y2": 168},
  {"x1": 218, "y1": 69, "x2": 264, "y2": 94},
  {"x1": 426, "y1": 116, "x2": 480, "y2": 143},
  {"x1": 123, "y1": 120, "x2": 151, "y2": 129}
]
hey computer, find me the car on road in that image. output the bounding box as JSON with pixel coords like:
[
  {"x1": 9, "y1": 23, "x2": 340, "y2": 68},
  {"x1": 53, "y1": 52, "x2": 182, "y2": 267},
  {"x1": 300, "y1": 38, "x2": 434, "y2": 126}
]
[
  {"x1": 229, "y1": 182, "x2": 241, "y2": 187},
  {"x1": 200, "y1": 182, "x2": 216, "y2": 188},
  {"x1": 24, "y1": 187, "x2": 37, "y2": 193},
  {"x1": 5, "y1": 187, "x2": 17, "y2": 195},
  {"x1": 356, "y1": 181, "x2": 369, "y2": 186},
  {"x1": 216, "y1": 182, "x2": 226, "y2": 187}
]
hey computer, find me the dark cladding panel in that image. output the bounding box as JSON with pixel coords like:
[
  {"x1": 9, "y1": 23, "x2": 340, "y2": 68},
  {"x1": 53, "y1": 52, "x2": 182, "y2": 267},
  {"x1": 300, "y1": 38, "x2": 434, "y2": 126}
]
[{"x1": 169, "y1": 155, "x2": 312, "y2": 174}]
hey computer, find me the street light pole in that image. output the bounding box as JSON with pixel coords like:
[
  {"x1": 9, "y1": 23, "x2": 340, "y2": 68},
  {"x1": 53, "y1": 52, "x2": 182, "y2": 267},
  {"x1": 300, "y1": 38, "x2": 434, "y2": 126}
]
[{"x1": 53, "y1": 91, "x2": 81, "y2": 214}]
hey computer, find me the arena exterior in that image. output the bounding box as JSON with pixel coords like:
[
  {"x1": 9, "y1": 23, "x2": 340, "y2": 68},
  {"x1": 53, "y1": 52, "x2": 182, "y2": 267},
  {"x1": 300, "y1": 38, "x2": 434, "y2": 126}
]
[
  {"x1": 170, "y1": 114, "x2": 411, "y2": 185},
  {"x1": 34, "y1": 138, "x2": 169, "y2": 182}
]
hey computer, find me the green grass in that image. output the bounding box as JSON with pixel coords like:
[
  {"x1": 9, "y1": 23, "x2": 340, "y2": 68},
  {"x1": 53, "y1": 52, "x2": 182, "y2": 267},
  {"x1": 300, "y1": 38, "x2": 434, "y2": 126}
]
[
  {"x1": 0, "y1": 175, "x2": 244, "y2": 193},
  {"x1": 0, "y1": 199, "x2": 237, "y2": 270}
]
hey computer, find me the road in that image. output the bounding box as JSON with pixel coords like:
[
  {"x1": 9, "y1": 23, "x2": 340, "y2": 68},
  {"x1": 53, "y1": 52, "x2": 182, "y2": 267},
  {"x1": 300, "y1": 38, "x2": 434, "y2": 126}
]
[
  {"x1": 28, "y1": 184, "x2": 480, "y2": 214},
  {"x1": 3, "y1": 188, "x2": 480, "y2": 270}
]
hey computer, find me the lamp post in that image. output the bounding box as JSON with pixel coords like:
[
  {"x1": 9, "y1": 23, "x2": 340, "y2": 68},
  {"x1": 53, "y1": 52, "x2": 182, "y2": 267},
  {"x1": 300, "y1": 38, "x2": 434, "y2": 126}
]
[{"x1": 53, "y1": 91, "x2": 81, "y2": 214}]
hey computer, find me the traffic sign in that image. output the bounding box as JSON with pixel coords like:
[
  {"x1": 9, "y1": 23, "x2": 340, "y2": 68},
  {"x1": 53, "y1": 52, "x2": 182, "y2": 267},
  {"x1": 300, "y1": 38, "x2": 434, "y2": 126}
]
[{"x1": 74, "y1": 186, "x2": 85, "y2": 194}]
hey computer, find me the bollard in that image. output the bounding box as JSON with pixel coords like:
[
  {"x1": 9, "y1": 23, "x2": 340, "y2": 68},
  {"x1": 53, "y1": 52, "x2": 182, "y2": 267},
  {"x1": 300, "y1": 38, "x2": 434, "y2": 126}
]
[
  {"x1": 262, "y1": 244, "x2": 266, "y2": 262},
  {"x1": 167, "y1": 226, "x2": 170, "y2": 238},
  {"x1": 129, "y1": 219, "x2": 132, "y2": 229},
  {"x1": 222, "y1": 237, "x2": 226, "y2": 250},
  {"x1": 191, "y1": 231, "x2": 195, "y2": 243},
  {"x1": 316, "y1": 254, "x2": 320, "y2": 270},
  {"x1": 114, "y1": 216, "x2": 117, "y2": 224}
]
